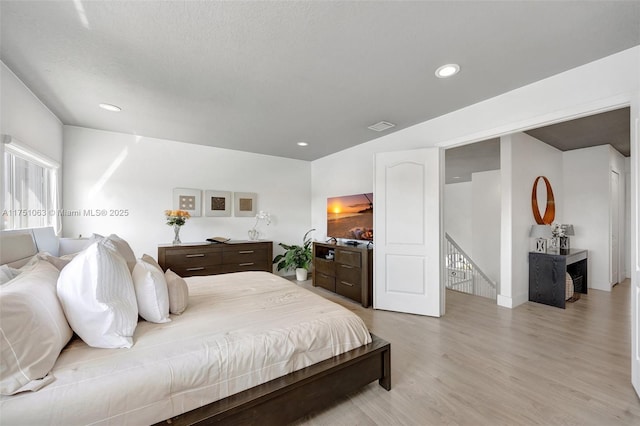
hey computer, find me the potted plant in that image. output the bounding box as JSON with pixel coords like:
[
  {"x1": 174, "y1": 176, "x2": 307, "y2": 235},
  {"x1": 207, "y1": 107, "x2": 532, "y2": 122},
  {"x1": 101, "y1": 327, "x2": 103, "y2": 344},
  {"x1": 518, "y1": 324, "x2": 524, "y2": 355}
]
[{"x1": 273, "y1": 229, "x2": 315, "y2": 281}]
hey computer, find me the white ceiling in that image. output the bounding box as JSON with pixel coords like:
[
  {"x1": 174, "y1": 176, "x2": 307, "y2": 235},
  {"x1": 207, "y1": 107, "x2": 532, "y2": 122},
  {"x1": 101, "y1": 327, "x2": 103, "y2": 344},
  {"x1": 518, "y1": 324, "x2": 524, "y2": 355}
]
[{"x1": 1, "y1": 1, "x2": 639, "y2": 161}]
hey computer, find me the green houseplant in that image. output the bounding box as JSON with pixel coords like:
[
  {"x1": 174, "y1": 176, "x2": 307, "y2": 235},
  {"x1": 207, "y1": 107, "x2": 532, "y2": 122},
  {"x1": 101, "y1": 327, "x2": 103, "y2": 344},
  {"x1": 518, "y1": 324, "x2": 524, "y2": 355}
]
[{"x1": 273, "y1": 229, "x2": 315, "y2": 281}]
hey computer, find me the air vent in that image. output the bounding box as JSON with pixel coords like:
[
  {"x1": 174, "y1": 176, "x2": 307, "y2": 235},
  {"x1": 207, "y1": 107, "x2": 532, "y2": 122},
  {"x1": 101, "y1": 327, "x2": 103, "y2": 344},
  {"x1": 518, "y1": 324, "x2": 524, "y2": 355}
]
[{"x1": 367, "y1": 121, "x2": 396, "y2": 132}]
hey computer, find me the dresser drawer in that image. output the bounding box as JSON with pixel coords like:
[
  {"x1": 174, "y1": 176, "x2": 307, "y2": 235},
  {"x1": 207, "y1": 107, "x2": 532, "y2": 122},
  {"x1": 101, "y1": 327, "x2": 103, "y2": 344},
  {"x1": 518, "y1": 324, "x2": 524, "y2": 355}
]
[
  {"x1": 169, "y1": 265, "x2": 224, "y2": 277},
  {"x1": 336, "y1": 278, "x2": 361, "y2": 303},
  {"x1": 335, "y1": 249, "x2": 361, "y2": 268},
  {"x1": 314, "y1": 258, "x2": 335, "y2": 276},
  {"x1": 222, "y1": 246, "x2": 268, "y2": 264},
  {"x1": 315, "y1": 272, "x2": 336, "y2": 292},
  {"x1": 336, "y1": 263, "x2": 361, "y2": 285},
  {"x1": 164, "y1": 247, "x2": 222, "y2": 268},
  {"x1": 221, "y1": 261, "x2": 270, "y2": 273}
]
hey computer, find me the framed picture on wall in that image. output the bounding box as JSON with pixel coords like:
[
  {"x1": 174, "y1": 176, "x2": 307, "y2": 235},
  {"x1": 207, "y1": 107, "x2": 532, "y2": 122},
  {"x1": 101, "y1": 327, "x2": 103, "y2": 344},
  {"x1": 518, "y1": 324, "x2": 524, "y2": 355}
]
[
  {"x1": 173, "y1": 188, "x2": 202, "y2": 217},
  {"x1": 204, "y1": 190, "x2": 232, "y2": 217},
  {"x1": 234, "y1": 192, "x2": 257, "y2": 217}
]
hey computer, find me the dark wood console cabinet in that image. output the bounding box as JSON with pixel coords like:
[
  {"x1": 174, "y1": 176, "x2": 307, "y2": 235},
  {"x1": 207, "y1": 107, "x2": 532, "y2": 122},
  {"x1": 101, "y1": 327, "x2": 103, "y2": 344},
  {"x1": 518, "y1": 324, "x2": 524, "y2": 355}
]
[
  {"x1": 312, "y1": 242, "x2": 373, "y2": 307},
  {"x1": 158, "y1": 241, "x2": 273, "y2": 277},
  {"x1": 529, "y1": 249, "x2": 588, "y2": 309}
]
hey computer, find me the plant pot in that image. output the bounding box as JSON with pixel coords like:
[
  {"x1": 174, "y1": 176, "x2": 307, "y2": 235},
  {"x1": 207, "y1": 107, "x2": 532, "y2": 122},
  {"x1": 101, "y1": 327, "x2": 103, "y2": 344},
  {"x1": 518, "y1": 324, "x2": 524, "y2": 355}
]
[{"x1": 295, "y1": 268, "x2": 308, "y2": 281}]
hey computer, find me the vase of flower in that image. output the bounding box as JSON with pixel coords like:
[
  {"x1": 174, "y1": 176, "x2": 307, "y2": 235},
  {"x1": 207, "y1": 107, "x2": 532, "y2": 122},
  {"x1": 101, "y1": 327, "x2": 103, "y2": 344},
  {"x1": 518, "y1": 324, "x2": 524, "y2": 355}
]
[
  {"x1": 165, "y1": 209, "x2": 191, "y2": 245},
  {"x1": 173, "y1": 224, "x2": 182, "y2": 245}
]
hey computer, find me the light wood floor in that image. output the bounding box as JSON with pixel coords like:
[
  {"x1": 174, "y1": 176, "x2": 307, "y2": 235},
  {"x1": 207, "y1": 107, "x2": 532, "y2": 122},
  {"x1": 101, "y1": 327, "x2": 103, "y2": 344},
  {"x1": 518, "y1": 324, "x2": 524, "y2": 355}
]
[{"x1": 293, "y1": 279, "x2": 640, "y2": 426}]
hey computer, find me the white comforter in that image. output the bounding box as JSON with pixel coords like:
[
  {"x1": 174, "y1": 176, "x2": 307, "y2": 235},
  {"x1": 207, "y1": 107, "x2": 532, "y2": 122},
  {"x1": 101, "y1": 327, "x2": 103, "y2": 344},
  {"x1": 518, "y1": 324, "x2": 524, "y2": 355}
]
[{"x1": 0, "y1": 271, "x2": 371, "y2": 425}]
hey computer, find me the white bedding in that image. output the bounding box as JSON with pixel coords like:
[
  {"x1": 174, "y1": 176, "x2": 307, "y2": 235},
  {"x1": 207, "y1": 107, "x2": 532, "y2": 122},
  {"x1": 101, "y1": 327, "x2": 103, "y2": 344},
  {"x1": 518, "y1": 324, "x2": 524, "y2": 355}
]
[{"x1": 0, "y1": 271, "x2": 371, "y2": 425}]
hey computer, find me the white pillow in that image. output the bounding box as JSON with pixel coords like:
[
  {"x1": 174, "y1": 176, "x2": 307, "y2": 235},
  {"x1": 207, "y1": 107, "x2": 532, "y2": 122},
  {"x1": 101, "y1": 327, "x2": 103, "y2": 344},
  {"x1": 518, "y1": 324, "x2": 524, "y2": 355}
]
[
  {"x1": 90, "y1": 233, "x2": 137, "y2": 273},
  {"x1": 0, "y1": 260, "x2": 73, "y2": 395},
  {"x1": 57, "y1": 241, "x2": 138, "y2": 348},
  {"x1": 132, "y1": 260, "x2": 171, "y2": 323},
  {"x1": 0, "y1": 265, "x2": 21, "y2": 285},
  {"x1": 165, "y1": 269, "x2": 189, "y2": 315},
  {"x1": 141, "y1": 253, "x2": 163, "y2": 271}
]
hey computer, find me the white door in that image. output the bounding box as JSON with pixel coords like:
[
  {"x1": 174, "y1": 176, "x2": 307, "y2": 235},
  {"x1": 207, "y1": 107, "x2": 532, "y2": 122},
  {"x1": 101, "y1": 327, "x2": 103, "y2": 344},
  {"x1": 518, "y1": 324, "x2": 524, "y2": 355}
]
[
  {"x1": 611, "y1": 170, "x2": 620, "y2": 286},
  {"x1": 632, "y1": 115, "x2": 640, "y2": 399},
  {"x1": 374, "y1": 148, "x2": 443, "y2": 316}
]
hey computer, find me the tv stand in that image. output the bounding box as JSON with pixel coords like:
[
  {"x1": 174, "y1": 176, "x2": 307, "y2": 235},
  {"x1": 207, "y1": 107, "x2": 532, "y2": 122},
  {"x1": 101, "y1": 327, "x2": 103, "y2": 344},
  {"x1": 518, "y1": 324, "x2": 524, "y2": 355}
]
[{"x1": 312, "y1": 242, "x2": 373, "y2": 307}]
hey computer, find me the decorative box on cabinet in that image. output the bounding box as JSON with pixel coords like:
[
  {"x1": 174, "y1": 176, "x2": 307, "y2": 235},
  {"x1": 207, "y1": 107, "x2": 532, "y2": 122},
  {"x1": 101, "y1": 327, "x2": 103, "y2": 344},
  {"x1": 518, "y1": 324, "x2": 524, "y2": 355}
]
[
  {"x1": 312, "y1": 242, "x2": 373, "y2": 307},
  {"x1": 158, "y1": 241, "x2": 273, "y2": 277},
  {"x1": 529, "y1": 249, "x2": 588, "y2": 309}
]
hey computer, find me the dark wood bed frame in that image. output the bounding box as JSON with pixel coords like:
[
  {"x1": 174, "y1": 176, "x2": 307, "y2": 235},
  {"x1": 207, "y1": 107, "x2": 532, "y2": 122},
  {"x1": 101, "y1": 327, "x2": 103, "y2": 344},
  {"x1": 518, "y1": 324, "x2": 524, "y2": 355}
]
[{"x1": 155, "y1": 334, "x2": 390, "y2": 425}]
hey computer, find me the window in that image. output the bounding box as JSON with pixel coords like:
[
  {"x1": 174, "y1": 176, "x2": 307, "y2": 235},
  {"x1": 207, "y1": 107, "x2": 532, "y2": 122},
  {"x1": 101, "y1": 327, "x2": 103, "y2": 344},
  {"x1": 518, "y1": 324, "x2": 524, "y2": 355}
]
[{"x1": 2, "y1": 140, "x2": 59, "y2": 231}]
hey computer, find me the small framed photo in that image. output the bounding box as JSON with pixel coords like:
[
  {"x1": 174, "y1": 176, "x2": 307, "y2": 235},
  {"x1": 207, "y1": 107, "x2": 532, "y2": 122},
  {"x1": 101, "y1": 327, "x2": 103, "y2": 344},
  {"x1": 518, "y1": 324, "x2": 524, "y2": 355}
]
[
  {"x1": 204, "y1": 190, "x2": 232, "y2": 217},
  {"x1": 173, "y1": 188, "x2": 201, "y2": 217},
  {"x1": 234, "y1": 192, "x2": 257, "y2": 217}
]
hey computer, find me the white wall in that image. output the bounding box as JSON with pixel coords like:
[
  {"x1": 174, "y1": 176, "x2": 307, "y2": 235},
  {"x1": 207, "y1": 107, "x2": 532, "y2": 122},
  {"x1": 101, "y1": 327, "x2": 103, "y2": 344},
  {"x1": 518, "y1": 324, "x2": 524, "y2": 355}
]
[
  {"x1": 472, "y1": 170, "x2": 501, "y2": 286},
  {"x1": 62, "y1": 126, "x2": 311, "y2": 272},
  {"x1": 0, "y1": 62, "x2": 63, "y2": 162},
  {"x1": 626, "y1": 156, "x2": 631, "y2": 280},
  {"x1": 501, "y1": 133, "x2": 564, "y2": 307},
  {"x1": 562, "y1": 145, "x2": 626, "y2": 291},
  {"x1": 444, "y1": 181, "x2": 472, "y2": 253},
  {"x1": 311, "y1": 46, "x2": 639, "y2": 308}
]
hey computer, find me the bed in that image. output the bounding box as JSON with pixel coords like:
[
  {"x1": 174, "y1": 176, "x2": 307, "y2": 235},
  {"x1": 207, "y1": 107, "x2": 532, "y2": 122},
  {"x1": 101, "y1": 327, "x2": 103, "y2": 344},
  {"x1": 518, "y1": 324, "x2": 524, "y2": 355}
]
[{"x1": 0, "y1": 228, "x2": 390, "y2": 425}]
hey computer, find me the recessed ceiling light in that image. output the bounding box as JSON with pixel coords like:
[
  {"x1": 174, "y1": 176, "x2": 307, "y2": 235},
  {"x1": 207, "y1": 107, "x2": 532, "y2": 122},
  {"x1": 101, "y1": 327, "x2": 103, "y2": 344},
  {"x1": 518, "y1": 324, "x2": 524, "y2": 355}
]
[
  {"x1": 435, "y1": 64, "x2": 460, "y2": 78},
  {"x1": 99, "y1": 103, "x2": 122, "y2": 112},
  {"x1": 297, "y1": 142, "x2": 308, "y2": 147}
]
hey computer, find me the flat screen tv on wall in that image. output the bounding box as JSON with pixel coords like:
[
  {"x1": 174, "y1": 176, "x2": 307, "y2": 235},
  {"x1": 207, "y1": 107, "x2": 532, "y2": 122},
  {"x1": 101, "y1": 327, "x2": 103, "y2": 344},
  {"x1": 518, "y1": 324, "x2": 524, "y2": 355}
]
[{"x1": 327, "y1": 193, "x2": 373, "y2": 242}]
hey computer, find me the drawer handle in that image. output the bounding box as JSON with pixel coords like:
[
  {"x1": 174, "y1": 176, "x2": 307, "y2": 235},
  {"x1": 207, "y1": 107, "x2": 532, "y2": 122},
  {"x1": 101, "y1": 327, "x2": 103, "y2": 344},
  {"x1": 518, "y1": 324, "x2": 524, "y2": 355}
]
[
  {"x1": 186, "y1": 267, "x2": 205, "y2": 271},
  {"x1": 341, "y1": 264, "x2": 354, "y2": 269},
  {"x1": 340, "y1": 281, "x2": 355, "y2": 287},
  {"x1": 239, "y1": 262, "x2": 255, "y2": 266},
  {"x1": 185, "y1": 254, "x2": 205, "y2": 258},
  {"x1": 238, "y1": 250, "x2": 254, "y2": 254}
]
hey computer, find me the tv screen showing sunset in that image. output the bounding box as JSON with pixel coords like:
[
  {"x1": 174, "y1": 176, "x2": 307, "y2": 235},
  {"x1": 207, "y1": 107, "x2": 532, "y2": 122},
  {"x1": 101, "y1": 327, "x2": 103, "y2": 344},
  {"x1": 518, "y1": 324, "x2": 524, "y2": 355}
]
[{"x1": 327, "y1": 193, "x2": 373, "y2": 241}]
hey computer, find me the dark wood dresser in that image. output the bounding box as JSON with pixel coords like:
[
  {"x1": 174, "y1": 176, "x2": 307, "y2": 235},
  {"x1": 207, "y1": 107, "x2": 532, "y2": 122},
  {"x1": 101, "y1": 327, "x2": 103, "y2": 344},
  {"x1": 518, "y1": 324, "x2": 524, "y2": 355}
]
[
  {"x1": 529, "y1": 248, "x2": 588, "y2": 308},
  {"x1": 312, "y1": 242, "x2": 373, "y2": 307},
  {"x1": 158, "y1": 241, "x2": 273, "y2": 277}
]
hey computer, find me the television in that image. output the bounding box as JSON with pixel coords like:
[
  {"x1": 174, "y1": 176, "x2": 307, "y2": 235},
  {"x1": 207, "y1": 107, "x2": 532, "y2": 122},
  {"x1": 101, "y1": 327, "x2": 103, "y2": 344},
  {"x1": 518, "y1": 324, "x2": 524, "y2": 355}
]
[{"x1": 327, "y1": 193, "x2": 373, "y2": 242}]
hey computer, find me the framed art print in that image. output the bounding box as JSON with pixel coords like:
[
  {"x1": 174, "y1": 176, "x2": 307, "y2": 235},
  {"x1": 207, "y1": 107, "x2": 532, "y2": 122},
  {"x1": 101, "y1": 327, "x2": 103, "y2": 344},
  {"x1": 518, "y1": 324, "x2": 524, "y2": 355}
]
[
  {"x1": 234, "y1": 192, "x2": 257, "y2": 217},
  {"x1": 204, "y1": 190, "x2": 232, "y2": 217},
  {"x1": 173, "y1": 188, "x2": 202, "y2": 217}
]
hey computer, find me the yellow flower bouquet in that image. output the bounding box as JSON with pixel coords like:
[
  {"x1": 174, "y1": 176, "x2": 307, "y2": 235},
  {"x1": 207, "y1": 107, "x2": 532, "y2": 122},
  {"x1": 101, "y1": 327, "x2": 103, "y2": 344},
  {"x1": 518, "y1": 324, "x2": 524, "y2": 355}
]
[{"x1": 165, "y1": 209, "x2": 191, "y2": 226}]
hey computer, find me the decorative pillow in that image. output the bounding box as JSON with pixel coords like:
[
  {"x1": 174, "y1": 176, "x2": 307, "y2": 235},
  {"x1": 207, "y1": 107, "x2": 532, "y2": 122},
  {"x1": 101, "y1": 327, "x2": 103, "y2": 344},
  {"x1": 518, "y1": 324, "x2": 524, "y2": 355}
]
[
  {"x1": 0, "y1": 260, "x2": 73, "y2": 395},
  {"x1": 0, "y1": 265, "x2": 21, "y2": 285},
  {"x1": 37, "y1": 252, "x2": 77, "y2": 271},
  {"x1": 57, "y1": 241, "x2": 138, "y2": 348},
  {"x1": 165, "y1": 269, "x2": 189, "y2": 315},
  {"x1": 90, "y1": 233, "x2": 137, "y2": 273},
  {"x1": 141, "y1": 253, "x2": 162, "y2": 271},
  {"x1": 132, "y1": 260, "x2": 171, "y2": 323}
]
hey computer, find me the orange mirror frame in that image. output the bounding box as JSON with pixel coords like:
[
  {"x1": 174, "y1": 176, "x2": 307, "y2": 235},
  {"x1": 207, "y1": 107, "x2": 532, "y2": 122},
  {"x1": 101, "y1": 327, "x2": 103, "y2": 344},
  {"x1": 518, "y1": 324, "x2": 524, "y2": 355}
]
[{"x1": 531, "y1": 176, "x2": 555, "y2": 225}]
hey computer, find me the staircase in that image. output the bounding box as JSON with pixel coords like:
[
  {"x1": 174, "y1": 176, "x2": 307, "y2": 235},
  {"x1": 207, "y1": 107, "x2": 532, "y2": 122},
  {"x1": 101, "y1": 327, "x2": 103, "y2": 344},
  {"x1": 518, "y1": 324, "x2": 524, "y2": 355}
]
[{"x1": 445, "y1": 233, "x2": 497, "y2": 300}]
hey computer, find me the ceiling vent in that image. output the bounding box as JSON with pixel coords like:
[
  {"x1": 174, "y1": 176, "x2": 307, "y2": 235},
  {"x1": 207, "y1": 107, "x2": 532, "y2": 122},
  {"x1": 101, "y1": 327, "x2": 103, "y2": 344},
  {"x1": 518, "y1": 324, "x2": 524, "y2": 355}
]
[{"x1": 367, "y1": 121, "x2": 396, "y2": 132}]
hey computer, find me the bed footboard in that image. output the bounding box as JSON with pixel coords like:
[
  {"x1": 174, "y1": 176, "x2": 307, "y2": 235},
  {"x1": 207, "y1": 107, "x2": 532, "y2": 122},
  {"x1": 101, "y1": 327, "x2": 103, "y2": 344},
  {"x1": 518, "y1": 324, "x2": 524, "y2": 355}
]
[{"x1": 158, "y1": 334, "x2": 390, "y2": 425}]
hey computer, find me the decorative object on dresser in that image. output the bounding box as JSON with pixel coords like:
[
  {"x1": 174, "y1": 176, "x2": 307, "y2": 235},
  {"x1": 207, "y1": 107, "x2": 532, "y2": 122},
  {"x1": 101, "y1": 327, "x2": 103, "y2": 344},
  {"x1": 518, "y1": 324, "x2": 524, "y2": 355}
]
[
  {"x1": 203, "y1": 190, "x2": 232, "y2": 217},
  {"x1": 560, "y1": 224, "x2": 574, "y2": 253},
  {"x1": 164, "y1": 209, "x2": 191, "y2": 245},
  {"x1": 158, "y1": 241, "x2": 273, "y2": 277},
  {"x1": 248, "y1": 210, "x2": 271, "y2": 240},
  {"x1": 530, "y1": 224, "x2": 552, "y2": 253},
  {"x1": 273, "y1": 229, "x2": 315, "y2": 281},
  {"x1": 529, "y1": 249, "x2": 588, "y2": 308},
  {"x1": 312, "y1": 241, "x2": 373, "y2": 307},
  {"x1": 173, "y1": 188, "x2": 201, "y2": 217},
  {"x1": 531, "y1": 176, "x2": 555, "y2": 224}
]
